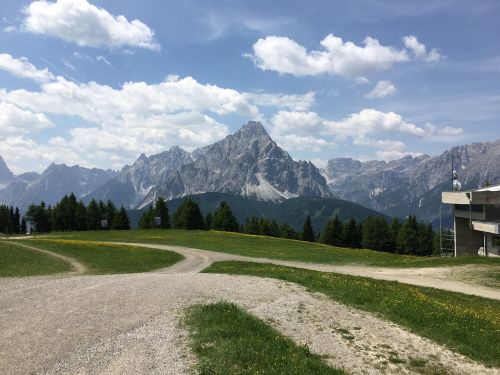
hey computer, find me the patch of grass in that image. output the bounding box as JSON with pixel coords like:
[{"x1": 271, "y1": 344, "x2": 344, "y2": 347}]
[
  {"x1": 204, "y1": 261, "x2": 500, "y2": 368},
  {"x1": 0, "y1": 241, "x2": 72, "y2": 277},
  {"x1": 185, "y1": 302, "x2": 344, "y2": 374},
  {"x1": 21, "y1": 239, "x2": 183, "y2": 274},
  {"x1": 45, "y1": 229, "x2": 500, "y2": 268}
]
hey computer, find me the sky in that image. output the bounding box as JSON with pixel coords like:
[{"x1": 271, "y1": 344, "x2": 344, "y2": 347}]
[{"x1": 0, "y1": 0, "x2": 499, "y2": 174}]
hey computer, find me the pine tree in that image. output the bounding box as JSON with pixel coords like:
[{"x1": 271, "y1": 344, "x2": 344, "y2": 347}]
[
  {"x1": 86, "y1": 199, "x2": 101, "y2": 230},
  {"x1": 139, "y1": 206, "x2": 155, "y2": 229},
  {"x1": 154, "y1": 197, "x2": 170, "y2": 229},
  {"x1": 301, "y1": 216, "x2": 315, "y2": 242},
  {"x1": 172, "y1": 197, "x2": 205, "y2": 229},
  {"x1": 111, "y1": 206, "x2": 131, "y2": 230},
  {"x1": 211, "y1": 202, "x2": 239, "y2": 232},
  {"x1": 20, "y1": 216, "x2": 27, "y2": 234},
  {"x1": 342, "y1": 218, "x2": 360, "y2": 248},
  {"x1": 320, "y1": 215, "x2": 342, "y2": 246}
]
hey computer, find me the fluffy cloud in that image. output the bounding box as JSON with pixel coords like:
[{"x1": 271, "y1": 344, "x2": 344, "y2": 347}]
[
  {"x1": 0, "y1": 135, "x2": 80, "y2": 174},
  {"x1": 0, "y1": 56, "x2": 320, "y2": 171},
  {"x1": 0, "y1": 101, "x2": 54, "y2": 136},
  {"x1": 0, "y1": 53, "x2": 54, "y2": 82},
  {"x1": 248, "y1": 34, "x2": 409, "y2": 78},
  {"x1": 270, "y1": 109, "x2": 463, "y2": 159},
  {"x1": 403, "y1": 35, "x2": 441, "y2": 62},
  {"x1": 365, "y1": 80, "x2": 397, "y2": 99},
  {"x1": 22, "y1": 0, "x2": 160, "y2": 50},
  {"x1": 248, "y1": 34, "x2": 441, "y2": 78}
]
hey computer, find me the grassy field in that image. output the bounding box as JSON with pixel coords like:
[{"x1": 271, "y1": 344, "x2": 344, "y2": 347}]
[
  {"x1": 205, "y1": 261, "x2": 500, "y2": 368},
  {"x1": 23, "y1": 239, "x2": 183, "y2": 274},
  {"x1": 0, "y1": 241, "x2": 72, "y2": 277},
  {"x1": 45, "y1": 229, "x2": 500, "y2": 268},
  {"x1": 185, "y1": 302, "x2": 344, "y2": 374}
]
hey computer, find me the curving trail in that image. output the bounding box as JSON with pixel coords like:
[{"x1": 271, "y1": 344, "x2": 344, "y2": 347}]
[
  {"x1": 5, "y1": 241, "x2": 87, "y2": 274},
  {"x1": 112, "y1": 241, "x2": 500, "y2": 301}
]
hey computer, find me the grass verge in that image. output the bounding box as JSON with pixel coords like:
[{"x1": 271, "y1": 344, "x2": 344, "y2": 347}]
[
  {"x1": 185, "y1": 302, "x2": 344, "y2": 374},
  {"x1": 45, "y1": 229, "x2": 500, "y2": 268},
  {"x1": 0, "y1": 241, "x2": 72, "y2": 277},
  {"x1": 204, "y1": 261, "x2": 500, "y2": 368},
  {"x1": 22, "y1": 239, "x2": 183, "y2": 274}
]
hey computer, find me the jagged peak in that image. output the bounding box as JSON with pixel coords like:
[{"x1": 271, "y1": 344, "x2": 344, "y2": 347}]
[{"x1": 236, "y1": 121, "x2": 271, "y2": 139}]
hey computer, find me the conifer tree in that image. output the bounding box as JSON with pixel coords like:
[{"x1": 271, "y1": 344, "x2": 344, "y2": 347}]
[
  {"x1": 301, "y1": 216, "x2": 315, "y2": 242},
  {"x1": 211, "y1": 201, "x2": 239, "y2": 232},
  {"x1": 172, "y1": 197, "x2": 205, "y2": 229},
  {"x1": 320, "y1": 215, "x2": 342, "y2": 246}
]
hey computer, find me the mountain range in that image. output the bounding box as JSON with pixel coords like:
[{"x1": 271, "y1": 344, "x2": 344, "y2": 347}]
[
  {"x1": 321, "y1": 139, "x2": 500, "y2": 226},
  {"x1": 0, "y1": 121, "x2": 498, "y2": 227}
]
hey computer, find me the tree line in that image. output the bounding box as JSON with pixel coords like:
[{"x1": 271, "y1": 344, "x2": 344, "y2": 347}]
[
  {"x1": 0, "y1": 205, "x2": 26, "y2": 235},
  {"x1": 25, "y1": 193, "x2": 130, "y2": 233},
  {"x1": 139, "y1": 197, "x2": 436, "y2": 256}
]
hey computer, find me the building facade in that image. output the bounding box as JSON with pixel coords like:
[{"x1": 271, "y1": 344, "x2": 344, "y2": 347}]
[{"x1": 442, "y1": 185, "x2": 500, "y2": 257}]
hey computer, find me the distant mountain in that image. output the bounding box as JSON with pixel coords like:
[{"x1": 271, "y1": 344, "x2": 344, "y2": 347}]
[
  {"x1": 128, "y1": 192, "x2": 385, "y2": 231},
  {"x1": 0, "y1": 156, "x2": 14, "y2": 188},
  {"x1": 86, "y1": 146, "x2": 194, "y2": 208},
  {"x1": 138, "y1": 121, "x2": 331, "y2": 207},
  {"x1": 0, "y1": 162, "x2": 117, "y2": 211},
  {"x1": 322, "y1": 139, "x2": 500, "y2": 226}
]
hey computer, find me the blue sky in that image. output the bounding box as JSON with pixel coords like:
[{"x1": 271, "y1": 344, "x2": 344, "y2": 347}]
[{"x1": 0, "y1": 0, "x2": 499, "y2": 173}]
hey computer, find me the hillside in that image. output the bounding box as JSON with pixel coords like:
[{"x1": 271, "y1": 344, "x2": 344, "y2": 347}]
[{"x1": 129, "y1": 192, "x2": 385, "y2": 231}]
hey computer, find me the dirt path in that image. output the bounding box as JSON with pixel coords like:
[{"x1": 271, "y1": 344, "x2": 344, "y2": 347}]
[
  {"x1": 5, "y1": 241, "x2": 87, "y2": 274},
  {"x1": 0, "y1": 273, "x2": 496, "y2": 375},
  {"x1": 113, "y1": 242, "x2": 500, "y2": 300}
]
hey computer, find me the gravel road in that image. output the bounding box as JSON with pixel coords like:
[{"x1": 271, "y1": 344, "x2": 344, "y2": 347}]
[
  {"x1": 0, "y1": 240, "x2": 498, "y2": 374},
  {"x1": 114, "y1": 242, "x2": 500, "y2": 300}
]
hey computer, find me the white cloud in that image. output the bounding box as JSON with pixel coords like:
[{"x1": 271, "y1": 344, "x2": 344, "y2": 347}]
[
  {"x1": 270, "y1": 109, "x2": 463, "y2": 159},
  {"x1": 247, "y1": 34, "x2": 409, "y2": 78},
  {"x1": 0, "y1": 101, "x2": 54, "y2": 136},
  {"x1": 365, "y1": 80, "x2": 397, "y2": 99},
  {"x1": 403, "y1": 35, "x2": 442, "y2": 62},
  {"x1": 248, "y1": 33, "x2": 442, "y2": 78},
  {"x1": 0, "y1": 135, "x2": 80, "y2": 174},
  {"x1": 243, "y1": 91, "x2": 315, "y2": 111},
  {"x1": 96, "y1": 55, "x2": 112, "y2": 67},
  {"x1": 61, "y1": 58, "x2": 76, "y2": 71},
  {"x1": 0, "y1": 53, "x2": 54, "y2": 82},
  {"x1": 22, "y1": 0, "x2": 160, "y2": 51},
  {"x1": 0, "y1": 60, "x2": 319, "y2": 171}
]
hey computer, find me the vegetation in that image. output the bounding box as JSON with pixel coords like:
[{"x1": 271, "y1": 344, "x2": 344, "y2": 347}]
[
  {"x1": 210, "y1": 201, "x2": 239, "y2": 232},
  {"x1": 172, "y1": 197, "x2": 205, "y2": 229},
  {"x1": 301, "y1": 216, "x2": 316, "y2": 242},
  {"x1": 24, "y1": 239, "x2": 183, "y2": 274},
  {"x1": 242, "y1": 216, "x2": 299, "y2": 239},
  {"x1": 139, "y1": 197, "x2": 170, "y2": 229},
  {"x1": 0, "y1": 204, "x2": 25, "y2": 235},
  {"x1": 204, "y1": 261, "x2": 500, "y2": 367},
  {"x1": 45, "y1": 229, "x2": 500, "y2": 268},
  {"x1": 25, "y1": 194, "x2": 131, "y2": 233},
  {"x1": 185, "y1": 302, "x2": 343, "y2": 374},
  {"x1": 0, "y1": 241, "x2": 71, "y2": 277}
]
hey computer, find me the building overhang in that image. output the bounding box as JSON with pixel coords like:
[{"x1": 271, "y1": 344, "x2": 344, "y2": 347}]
[
  {"x1": 472, "y1": 221, "x2": 500, "y2": 235},
  {"x1": 442, "y1": 191, "x2": 500, "y2": 205}
]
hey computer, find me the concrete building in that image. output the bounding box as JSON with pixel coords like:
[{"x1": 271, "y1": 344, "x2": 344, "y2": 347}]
[{"x1": 442, "y1": 185, "x2": 500, "y2": 257}]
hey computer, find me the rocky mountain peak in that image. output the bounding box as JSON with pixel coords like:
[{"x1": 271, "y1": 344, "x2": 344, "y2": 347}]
[{"x1": 0, "y1": 155, "x2": 15, "y2": 184}]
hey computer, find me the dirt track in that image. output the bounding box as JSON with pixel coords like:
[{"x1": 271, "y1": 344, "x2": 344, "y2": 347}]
[
  {"x1": 114, "y1": 242, "x2": 500, "y2": 300},
  {"x1": 0, "y1": 240, "x2": 498, "y2": 374}
]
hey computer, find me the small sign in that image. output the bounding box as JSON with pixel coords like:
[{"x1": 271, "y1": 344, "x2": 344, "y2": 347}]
[
  {"x1": 101, "y1": 220, "x2": 109, "y2": 230},
  {"x1": 154, "y1": 216, "x2": 161, "y2": 227}
]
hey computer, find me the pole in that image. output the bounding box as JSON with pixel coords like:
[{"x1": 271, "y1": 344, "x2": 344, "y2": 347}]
[{"x1": 439, "y1": 205, "x2": 442, "y2": 256}]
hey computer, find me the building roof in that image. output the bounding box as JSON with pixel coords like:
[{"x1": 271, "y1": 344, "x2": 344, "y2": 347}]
[{"x1": 475, "y1": 184, "x2": 500, "y2": 192}]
